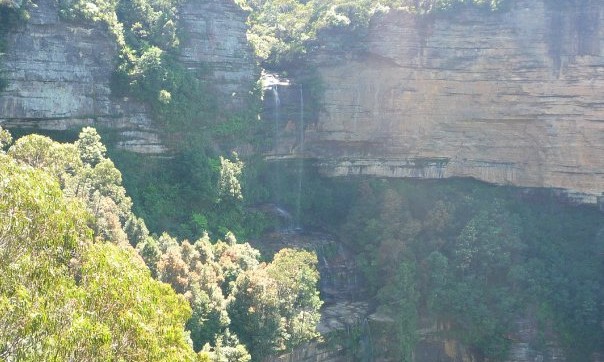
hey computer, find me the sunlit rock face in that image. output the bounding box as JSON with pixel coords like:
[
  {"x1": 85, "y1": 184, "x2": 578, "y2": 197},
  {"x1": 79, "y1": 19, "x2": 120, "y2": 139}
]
[
  {"x1": 0, "y1": 0, "x2": 256, "y2": 152},
  {"x1": 0, "y1": 0, "x2": 164, "y2": 152},
  {"x1": 301, "y1": 0, "x2": 604, "y2": 205},
  {"x1": 179, "y1": 0, "x2": 258, "y2": 110}
]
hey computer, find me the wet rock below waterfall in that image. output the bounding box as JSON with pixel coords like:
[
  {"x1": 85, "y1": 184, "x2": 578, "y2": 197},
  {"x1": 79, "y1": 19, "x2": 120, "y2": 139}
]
[
  {"x1": 317, "y1": 301, "x2": 369, "y2": 335},
  {"x1": 250, "y1": 230, "x2": 367, "y2": 303}
]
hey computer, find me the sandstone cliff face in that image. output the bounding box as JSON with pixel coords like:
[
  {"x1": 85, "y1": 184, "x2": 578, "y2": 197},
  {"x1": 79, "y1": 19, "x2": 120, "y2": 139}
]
[
  {"x1": 179, "y1": 0, "x2": 258, "y2": 110},
  {"x1": 297, "y1": 0, "x2": 604, "y2": 205},
  {"x1": 0, "y1": 0, "x2": 257, "y2": 152},
  {"x1": 0, "y1": 0, "x2": 164, "y2": 152}
]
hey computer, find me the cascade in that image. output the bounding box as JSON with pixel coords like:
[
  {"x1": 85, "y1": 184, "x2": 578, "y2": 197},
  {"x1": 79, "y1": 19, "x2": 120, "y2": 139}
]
[
  {"x1": 295, "y1": 85, "x2": 305, "y2": 229},
  {"x1": 274, "y1": 205, "x2": 292, "y2": 220},
  {"x1": 272, "y1": 85, "x2": 283, "y2": 208},
  {"x1": 273, "y1": 205, "x2": 294, "y2": 229},
  {"x1": 272, "y1": 85, "x2": 280, "y2": 138}
]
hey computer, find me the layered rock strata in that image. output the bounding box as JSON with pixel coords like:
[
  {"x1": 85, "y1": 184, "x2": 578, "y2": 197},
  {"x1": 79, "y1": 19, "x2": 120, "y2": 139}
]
[
  {"x1": 292, "y1": 0, "x2": 604, "y2": 205},
  {"x1": 0, "y1": 0, "x2": 257, "y2": 152},
  {"x1": 0, "y1": 0, "x2": 164, "y2": 152},
  {"x1": 178, "y1": 0, "x2": 258, "y2": 110}
]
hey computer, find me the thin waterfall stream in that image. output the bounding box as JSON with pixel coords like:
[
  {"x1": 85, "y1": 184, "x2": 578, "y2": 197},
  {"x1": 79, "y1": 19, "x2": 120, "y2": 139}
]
[
  {"x1": 272, "y1": 85, "x2": 283, "y2": 208},
  {"x1": 260, "y1": 75, "x2": 373, "y2": 361},
  {"x1": 295, "y1": 85, "x2": 304, "y2": 229}
]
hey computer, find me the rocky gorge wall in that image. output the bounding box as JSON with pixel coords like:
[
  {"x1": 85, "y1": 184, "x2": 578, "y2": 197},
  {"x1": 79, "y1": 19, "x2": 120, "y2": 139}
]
[
  {"x1": 178, "y1": 0, "x2": 257, "y2": 110},
  {"x1": 274, "y1": 0, "x2": 604, "y2": 206},
  {"x1": 3, "y1": 0, "x2": 602, "y2": 202},
  {"x1": 0, "y1": 0, "x2": 257, "y2": 152},
  {"x1": 0, "y1": 0, "x2": 161, "y2": 151}
]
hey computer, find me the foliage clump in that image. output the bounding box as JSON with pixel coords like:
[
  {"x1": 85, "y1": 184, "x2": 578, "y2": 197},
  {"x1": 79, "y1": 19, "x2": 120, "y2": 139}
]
[
  {"x1": 0, "y1": 128, "x2": 196, "y2": 361},
  {"x1": 58, "y1": 0, "x2": 181, "y2": 105},
  {"x1": 0, "y1": 127, "x2": 323, "y2": 361},
  {"x1": 339, "y1": 179, "x2": 604, "y2": 360},
  {"x1": 137, "y1": 231, "x2": 322, "y2": 360},
  {"x1": 219, "y1": 152, "x2": 244, "y2": 202}
]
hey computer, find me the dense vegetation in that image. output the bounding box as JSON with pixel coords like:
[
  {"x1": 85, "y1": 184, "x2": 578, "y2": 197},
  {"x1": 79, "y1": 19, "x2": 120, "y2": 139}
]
[
  {"x1": 242, "y1": 158, "x2": 604, "y2": 360},
  {"x1": 1, "y1": 124, "x2": 602, "y2": 361},
  {"x1": 0, "y1": 127, "x2": 196, "y2": 360},
  {"x1": 0, "y1": 127, "x2": 322, "y2": 361},
  {"x1": 336, "y1": 179, "x2": 604, "y2": 361}
]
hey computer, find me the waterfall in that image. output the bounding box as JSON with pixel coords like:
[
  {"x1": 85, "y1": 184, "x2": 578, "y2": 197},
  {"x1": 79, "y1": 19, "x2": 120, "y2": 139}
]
[
  {"x1": 360, "y1": 318, "x2": 375, "y2": 362},
  {"x1": 299, "y1": 86, "x2": 304, "y2": 145},
  {"x1": 274, "y1": 205, "x2": 294, "y2": 230},
  {"x1": 273, "y1": 85, "x2": 282, "y2": 208},
  {"x1": 273, "y1": 85, "x2": 280, "y2": 150},
  {"x1": 295, "y1": 85, "x2": 305, "y2": 229}
]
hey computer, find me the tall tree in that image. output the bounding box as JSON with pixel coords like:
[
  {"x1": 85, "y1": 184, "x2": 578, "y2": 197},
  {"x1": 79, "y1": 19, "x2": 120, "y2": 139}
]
[{"x1": 0, "y1": 154, "x2": 196, "y2": 361}]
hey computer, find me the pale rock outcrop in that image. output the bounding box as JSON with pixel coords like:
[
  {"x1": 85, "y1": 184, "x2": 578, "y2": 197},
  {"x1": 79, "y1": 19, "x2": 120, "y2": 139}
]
[
  {"x1": 179, "y1": 0, "x2": 258, "y2": 110},
  {"x1": 288, "y1": 0, "x2": 604, "y2": 205},
  {"x1": 0, "y1": 0, "x2": 165, "y2": 152},
  {"x1": 0, "y1": 0, "x2": 257, "y2": 152}
]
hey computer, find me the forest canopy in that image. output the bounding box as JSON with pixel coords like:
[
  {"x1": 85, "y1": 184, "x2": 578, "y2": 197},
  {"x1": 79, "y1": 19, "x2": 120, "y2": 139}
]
[{"x1": 0, "y1": 127, "x2": 322, "y2": 361}]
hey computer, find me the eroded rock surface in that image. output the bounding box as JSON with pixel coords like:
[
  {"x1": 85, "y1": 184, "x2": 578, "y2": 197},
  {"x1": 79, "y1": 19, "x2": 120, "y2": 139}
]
[
  {"x1": 179, "y1": 0, "x2": 258, "y2": 110},
  {"x1": 0, "y1": 0, "x2": 257, "y2": 152},
  {"x1": 280, "y1": 0, "x2": 604, "y2": 205},
  {"x1": 0, "y1": 0, "x2": 165, "y2": 152}
]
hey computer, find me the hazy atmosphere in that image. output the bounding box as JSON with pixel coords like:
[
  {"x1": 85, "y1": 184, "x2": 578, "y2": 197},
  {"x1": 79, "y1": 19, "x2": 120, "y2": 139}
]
[{"x1": 0, "y1": 0, "x2": 603, "y2": 361}]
